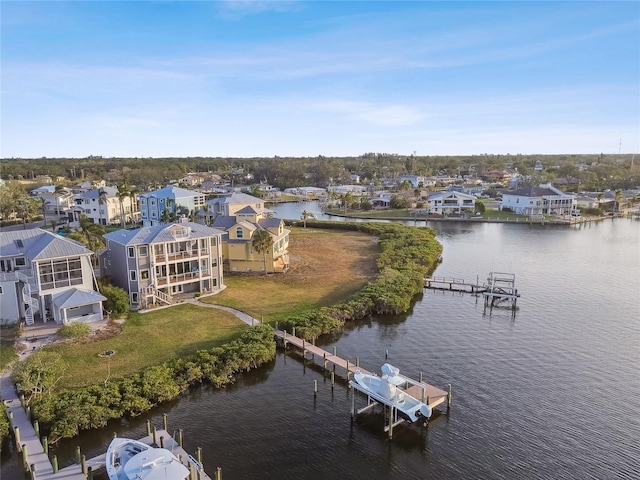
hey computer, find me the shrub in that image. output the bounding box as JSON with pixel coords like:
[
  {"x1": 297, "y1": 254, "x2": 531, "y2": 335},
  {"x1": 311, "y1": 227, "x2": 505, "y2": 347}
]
[
  {"x1": 58, "y1": 323, "x2": 90, "y2": 339},
  {"x1": 100, "y1": 284, "x2": 130, "y2": 318}
]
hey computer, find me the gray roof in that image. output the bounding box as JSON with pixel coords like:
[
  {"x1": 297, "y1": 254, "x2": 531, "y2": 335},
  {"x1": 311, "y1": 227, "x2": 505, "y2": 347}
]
[
  {"x1": 236, "y1": 205, "x2": 259, "y2": 215},
  {"x1": 506, "y1": 186, "x2": 556, "y2": 197},
  {"x1": 141, "y1": 185, "x2": 202, "y2": 199},
  {"x1": 208, "y1": 192, "x2": 263, "y2": 206},
  {"x1": 53, "y1": 288, "x2": 107, "y2": 309},
  {"x1": 0, "y1": 229, "x2": 92, "y2": 260},
  {"x1": 212, "y1": 216, "x2": 237, "y2": 229},
  {"x1": 75, "y1": 186, "x2": 119, "y2": 200},
  {"x1": 103, "y1": 221, "x2": 224, "y2": 246},
  {"x1": 258, "y1": 218, "x2": 283, "y2": 229}
]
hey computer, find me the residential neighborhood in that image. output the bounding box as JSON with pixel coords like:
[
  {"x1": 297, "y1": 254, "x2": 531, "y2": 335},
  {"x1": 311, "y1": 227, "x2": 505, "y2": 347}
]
[{"x1": 1, "y1": 154, "x2": 639, "y2": 328}]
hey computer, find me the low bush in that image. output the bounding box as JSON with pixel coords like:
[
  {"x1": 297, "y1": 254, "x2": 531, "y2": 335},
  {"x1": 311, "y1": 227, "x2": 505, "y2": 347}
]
[{"x1": 58, "y1": 323, "x2": 90, "y2": 339}]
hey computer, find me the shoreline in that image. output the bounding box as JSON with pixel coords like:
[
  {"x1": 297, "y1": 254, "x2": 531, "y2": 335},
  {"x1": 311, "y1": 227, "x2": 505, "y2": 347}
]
[{"x1": 320, "y1": 211, "x2": 622, "y2": 226}]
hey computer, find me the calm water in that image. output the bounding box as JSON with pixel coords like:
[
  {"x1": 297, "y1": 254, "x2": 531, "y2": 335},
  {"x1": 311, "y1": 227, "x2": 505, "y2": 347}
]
[{"x1": 2, "y1": 209, "x2": 639, "y2": 479}]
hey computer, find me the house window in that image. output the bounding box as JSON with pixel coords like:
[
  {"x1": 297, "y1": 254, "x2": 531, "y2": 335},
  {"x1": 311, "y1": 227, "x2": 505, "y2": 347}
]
[
  {"x1": 131, "y1": 292, "x2": 139, "y2": 304},
  {"x1": 141, "y1": 270, "x2": 149, "y2": 280},
  {"x1": 130, "y1": 270, "x2": 137, "y2": 281},
  {"x1": 139, "y1": 246, "x2": 148, "y2": 257},
  {"x1": 212, "y1": 257, "x2": 218, "y2": 267},
  {"x1": 210, "y1": 237, "x2": 217, "y2": 246},
  {"x1": 15, "y1": 257, "x2": 26, "y2": 267},
  {"x1": 236, "y1": 227, "x2": 244, "y2": 239},
  {"x1": 128, "y1": 247, "x2": 135, "y2": 257},
  {"x1": 0, "y1": 286, "x2": 3, "y2": 294},
  {"x1": 38, "y1": 257, "x2": 83, "y2": 290}
]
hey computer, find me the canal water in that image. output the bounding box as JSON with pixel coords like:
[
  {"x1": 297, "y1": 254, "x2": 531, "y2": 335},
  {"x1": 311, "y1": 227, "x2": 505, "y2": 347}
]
[{"x1": 2, "y1": 206, "x2": 639, "y2": 479}]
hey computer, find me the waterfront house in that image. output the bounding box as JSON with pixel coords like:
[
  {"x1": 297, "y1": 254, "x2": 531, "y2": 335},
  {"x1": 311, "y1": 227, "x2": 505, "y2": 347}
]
[
  {"x1": 501, "y1": 183, "x2": 576, "y2": 216},
  {"x1": 139, "y1": 185, "x2": 206, "y2": 227},
  {"x1": 211, "y1": 200, "x2": 290, "y2": 274},
  {"x1": 427, "y1": 191, "x2": 476, "y2": 215},
  {"x1": 100, "y1": 219, "x2": 224, "y2": 309},
  {"x1": 0, "y1": 229, "x2": 105, "y2": 326}
]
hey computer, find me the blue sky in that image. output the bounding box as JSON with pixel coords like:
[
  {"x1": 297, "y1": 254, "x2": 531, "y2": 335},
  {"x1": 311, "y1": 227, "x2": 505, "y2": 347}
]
[{"x1": 2, "y1": 1, "x2": 638, "y2": 158}]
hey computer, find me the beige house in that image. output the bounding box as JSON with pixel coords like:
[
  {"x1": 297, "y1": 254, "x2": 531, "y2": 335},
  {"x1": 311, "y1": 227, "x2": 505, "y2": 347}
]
[{"x1": 210, "y1": 193, "x2": 289, "y2": 274}]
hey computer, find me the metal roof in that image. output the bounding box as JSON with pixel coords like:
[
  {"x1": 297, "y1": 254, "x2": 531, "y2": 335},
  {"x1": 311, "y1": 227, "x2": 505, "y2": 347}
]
[
  {"x1": 0, "y1": 229, "x2": 92, "y2": 260},
  {"x1": 103, "y1": 222, "x2": 224, "y2": 246},
  {"x1": 53, "y1": 288, "x2": 107, "y2": 309}
]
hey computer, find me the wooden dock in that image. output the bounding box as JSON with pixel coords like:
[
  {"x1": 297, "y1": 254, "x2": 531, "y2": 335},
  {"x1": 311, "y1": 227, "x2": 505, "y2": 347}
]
[
  {"x1": 424, "y1": 276, "x2": 487, "y2": 294},
  {"x1": 274, "y1": 327, "x2": 450, "y2": 438},
  {"x1": 274, "y1": 328, "x2": 372, "y2": 376}
]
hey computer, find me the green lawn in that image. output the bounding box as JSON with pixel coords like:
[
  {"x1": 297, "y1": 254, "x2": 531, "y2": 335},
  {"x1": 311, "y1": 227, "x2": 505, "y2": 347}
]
[
  {"x1": 0, "y1": 326, "x2": 19, "y2": 373},
  {"x1": 47, "y1": 304, "x2": 248, "y2": 388}
]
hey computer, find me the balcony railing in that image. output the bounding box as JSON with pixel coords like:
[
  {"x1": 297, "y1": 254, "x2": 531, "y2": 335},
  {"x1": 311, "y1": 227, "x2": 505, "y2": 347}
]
[
  {"x1": 154, "y1": 250, "x2": 206, "y2": 263},
  {"x1": 156, "y1": 270, "x2": 210, "y2": 286}
]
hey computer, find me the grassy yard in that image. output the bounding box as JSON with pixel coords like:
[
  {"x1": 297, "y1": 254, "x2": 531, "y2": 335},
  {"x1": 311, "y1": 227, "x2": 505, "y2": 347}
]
[
  {"x1": 22, "y1": 226, "x2": 379, "y2": 389},
  {"x1": 48, "y1": 304, "x2": 247, "y2": 388},
  {"x1": 0, "y1": 326, "x2": 19, "y2": 372},
  {"x1": 201, "y1": 227, "x2": 379, "y2": 323}
]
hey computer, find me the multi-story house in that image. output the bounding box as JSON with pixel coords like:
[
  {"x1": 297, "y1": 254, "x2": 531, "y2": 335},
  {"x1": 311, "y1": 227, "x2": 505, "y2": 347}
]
[
  {"x1": 100, "y1": 219, "x2": 224, "y2": 309},
  {"x1": 427, "y1": 191, "x2": 477, "y2": 215},
  {"x1": 69, "y1": 186, "x2": 139, "y2": 227},
  {"x1": 0, "y1": 229, "x2": 105, "y2": 326},
  {"x1": 138, "y1": 185, "x2": 206, "y2": 227},
  {"x1": 212, "y1": 202, "x2": 290, "y2": 274},
  {"x1": 501, "y1": 183, "x2": 576, "y2": 216},
  {"x1": 205, "y1": 192, "x2": 268, "y2": 218},
  {"x1": 29, "y1": 185, "x2": 74, "y2": 218}
]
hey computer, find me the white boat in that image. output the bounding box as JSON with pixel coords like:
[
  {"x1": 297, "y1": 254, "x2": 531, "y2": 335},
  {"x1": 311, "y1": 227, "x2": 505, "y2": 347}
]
[
  {"x1": 351, "y1": 363, "x2": 432, "y2": 422},
  {"x1": 106, "y1": 437, "x2": 190, "y2": 480}
]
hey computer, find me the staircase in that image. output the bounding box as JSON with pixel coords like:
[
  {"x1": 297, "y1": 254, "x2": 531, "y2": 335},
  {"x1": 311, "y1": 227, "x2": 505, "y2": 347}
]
[
  {"x1": 142, "y1": 286, "x2": 173, "y2": 306},
  {"x1": 21, "y1": 283, "x2": 39, "y2": 326}
]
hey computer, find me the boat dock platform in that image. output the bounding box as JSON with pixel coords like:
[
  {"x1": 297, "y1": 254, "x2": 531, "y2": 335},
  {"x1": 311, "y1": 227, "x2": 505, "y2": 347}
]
[
  {"x1": 1, "y1": 369, "x2": 216, "y2": 480},
  {"x1": 274, "y1": 328, "x2": 451, "y2": 438}
]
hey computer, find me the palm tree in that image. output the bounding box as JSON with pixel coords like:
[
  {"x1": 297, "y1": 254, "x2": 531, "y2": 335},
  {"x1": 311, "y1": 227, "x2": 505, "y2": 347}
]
[
  {"x1": 39, "y1": 197, "x2": 48, "y2": 226},
  {"x1": 301, "y1": 210, "x2": 313, "y2": 228},
  {"x1": 67, "y1": 214, "x2": 106, "y2": 266},
  {"x1": 251, "y1": 229, "x2": 274, "y2": 275},
  {"x1": 116, "y1": 184, "x2": 130, "y2": 229},
  {"x1": 128, "y1": 187, "x2": 140, "y2": 228},
  {"x1": 98, "y1": 188, "x2": 108, "y2": 226},
  {"x1": 614, "y1": 189, "x2": 623, "y2": 214},
  {"x1": 53, "y1": 185, "x2": 66, "y2": 216}
]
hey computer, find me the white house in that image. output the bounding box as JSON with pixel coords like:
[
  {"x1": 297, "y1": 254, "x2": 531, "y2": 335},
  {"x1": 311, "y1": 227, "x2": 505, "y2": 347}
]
[
  {"x1": 70, "y1": 186, "x2": 139, "y2": 227},
  {"x1": 0, "y1": 229, "x2": 105, "y2": 326},
  {"x1": 501, "y1": 183, "x2": 576, "y2": 216},
  {"x1": 427, "y1": 191, "x2": 476, "y2": 215}
]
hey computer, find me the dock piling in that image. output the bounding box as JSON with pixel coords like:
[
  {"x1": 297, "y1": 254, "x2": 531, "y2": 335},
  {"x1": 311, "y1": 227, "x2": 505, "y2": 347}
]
[
  {"x1": 15, "y1": 426, "x2": 21, "y2": 452},
  {"x1": 22, "y1": 444, "x2": 28, "y2": 471},
  {"x1": 163, "y1": 413, "x2": 168, "y2": 431},
  {"x1": 75, "y1": 446, "x2": 81, "y2": 465},
  {"x1": 33, "y1": 420, "x2": 39, "y2": 439},
  {"x1": 153, "y1": 426, "x2": 157, "y2": 446},
  {"x1": 331, "y1": 372, "x2": 335, "y2": 390},
  {"x1": 178, "y1": 428, "x2": 183, "y2": 447},
  {"x1": 81, "y1": 455, "x2": 87, "y2": 476},
  {"x1": 313, "y1": 380, "x2": 317, "y2": 397},
  {"x1": 160, "y1": 435, "x2": 165, "y2": 449},
  {"x1": 52, "y1": 455, "x2": 58, "y2": 473},
  {"x1": 216, "y1": 466, "x2": 222, "y2": 480},
  {"x1": 146, "y1": 419, "x2": 151, "y2": 436},
  {"x1": 42, "y1": 436, "x2": 48, "y2": 455}
]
